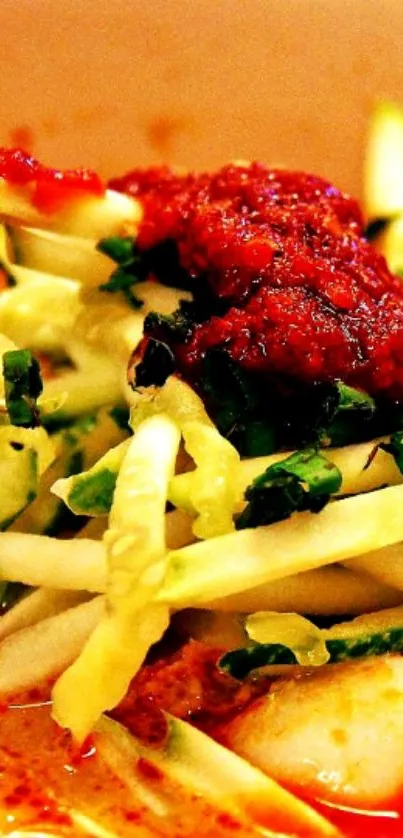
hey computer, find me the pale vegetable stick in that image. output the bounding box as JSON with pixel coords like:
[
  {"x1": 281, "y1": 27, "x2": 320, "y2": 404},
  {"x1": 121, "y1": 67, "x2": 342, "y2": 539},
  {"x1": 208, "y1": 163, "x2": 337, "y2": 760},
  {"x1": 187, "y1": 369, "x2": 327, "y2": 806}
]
[
  {"x1": 43, "y1": 359, "x2": 124, "y2": 418},
  {"x1": 97, "y1": 715, "x2": 338, "y2": 838},
  {"x1": 345, "y1": 542, "x2": 403, "y2": 591},
  {"x1": 0, "y1": 532, "x2": 106, "y2": 591},
  {"x1": 53, "y1": 415, "x2": 180, "y2": 742},
  {"x1": 207, "y1": 566, "x2": 402, "y2": 615},
  {"x1": 0, "y1": 182, "x2": 142, "y2": 239},
  {"x1": 236, "y1": 437, "x2": 402, "y2": 507},
  {"x1": 0, "y1": 588, "x2": 90, "y2": 642},
  {"x1": 0, "y1": 596, "x2": 105, "y2": 697},
  {"x1": 159, "y1": 485, "x2": 403, "y2": 606},
  {"x1": 170, "y1": 435, "x2": 403, "y2": 515},
  {"x1": 9, "y1": 224, "x2": 115, "y2": 284}
]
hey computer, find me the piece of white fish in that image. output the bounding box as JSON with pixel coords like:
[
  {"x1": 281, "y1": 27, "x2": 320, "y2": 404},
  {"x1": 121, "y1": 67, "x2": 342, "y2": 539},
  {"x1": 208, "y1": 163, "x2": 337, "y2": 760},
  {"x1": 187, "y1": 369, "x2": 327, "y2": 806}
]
[{"x1": 225, "y1": 655, "x2": 403, "y2": 806}]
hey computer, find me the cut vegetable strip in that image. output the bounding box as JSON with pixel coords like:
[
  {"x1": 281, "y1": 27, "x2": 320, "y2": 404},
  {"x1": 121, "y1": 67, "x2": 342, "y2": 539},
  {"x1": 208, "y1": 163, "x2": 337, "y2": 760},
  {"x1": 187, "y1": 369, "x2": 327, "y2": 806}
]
[
  {"x1": 0, "y1": 440, "x2": 38, "y2": 530},
  {"x1": 345, "y1": 542, "x2": 403, "y2": 591},
  {"x1": 0, "y1": 179, "x2": 142, "y2": 239},
  {"x1": 131, "y1": 377, "x2": 240, "y2": 538},
  {"x1": 0, "y1": 588, "x2": 89, "y2": 641},
  {"x1": 0, "y1": 596, "x2": 104, "y2": 696},
  {"x1": 0, "y1": 426, "x2": 55, "y2": 530},
  {"x1": 96, "y1": 715, "x2": 338, "y2": 837},
  {"x1": 239, "y1": 436, "x2": 403, "y2": 501},
  {"x1": 181, "y1": 422, "x2": 239, "y2": 538},
  {"x1": 0, "y1": 532, "x2": 106, "y2": 591},
  {"x1": 171, "y1": 435, "x2": 403, "y2": 515},
  {"x1": 176, "y1": 437, "x2": 403, "y2": 511},
  {"x1": 9, "y1": 224, "x2": 115, "y2": 285},
  {"x1": 246, "y1": 612, "x2": 326, "y2": 666},
  {"x1": 159, "y1": 485, "x2": 403, "y2": 606},
  {"x1": 0, "y1": 274, "x2": 81, "y2": 352},
  {"x1": 174, "y1": 437, "x2": 403, "y2": 512},
  {"x1": 208, "y1": 565, "x2": 402, "y2": 614},
  {"x1": 42, "y1": 356, "x2": 124, "y2": 419},
  {"x1": 0, "y1": 424, "x2": 54, "y2": 475},
  {"x1": 52, "y1": 415, "x2": 180, "y2": 741},
  {"x1": 220, "y1": 604, "x2": 403, "y2": 678}
]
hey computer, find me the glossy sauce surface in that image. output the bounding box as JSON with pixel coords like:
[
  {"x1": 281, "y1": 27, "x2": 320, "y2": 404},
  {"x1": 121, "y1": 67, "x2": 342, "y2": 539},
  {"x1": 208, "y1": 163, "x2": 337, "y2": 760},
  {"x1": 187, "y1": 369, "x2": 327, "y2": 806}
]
[{"x1": 112, "y1": 162, "x2": 403, "y2": 401}]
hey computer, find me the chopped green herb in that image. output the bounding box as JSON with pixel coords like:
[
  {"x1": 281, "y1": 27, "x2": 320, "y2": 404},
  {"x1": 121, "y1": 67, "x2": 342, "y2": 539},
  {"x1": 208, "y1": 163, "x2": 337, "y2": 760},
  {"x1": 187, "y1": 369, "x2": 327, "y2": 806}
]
[
  {"x1": 68, "y1": 468, "x2": 117, "y2": 515},
  {"x1": 200, "y1": 349, "x2": 277, "y2": 456},
  {"x1": 109, "y1": 405, "x2": 131, "y2": 431},
  {"x1": 236, "y1": 448, "x2": 342, "y2": 530},
  {"x1": 3, "y1": 349, "x2": 43, "y2": 428},
  {"x1": 144, "y1": 305, "x2": 196, "y2": 342},
  {"x1": 364, "y1": 217, "x2": 391, "y2": 241},
  {"x1": 97, "y1": 236, "x2": 144, "y2": 308},
  {"x1": 97, "y1": 237, "x2": 134, "y2": 264},
  {"x1": 135, "y1": 339, "x2": 177, "y2": 389},
  {"x1": 220, "y1": 617, "x2": 403, "y2": 679},
  {"x1": 201, "y1": 350, "x2": 378, "y2": 454},
  {"x1": 336, "y1": 383, "x2": 376, "y2": 415}
]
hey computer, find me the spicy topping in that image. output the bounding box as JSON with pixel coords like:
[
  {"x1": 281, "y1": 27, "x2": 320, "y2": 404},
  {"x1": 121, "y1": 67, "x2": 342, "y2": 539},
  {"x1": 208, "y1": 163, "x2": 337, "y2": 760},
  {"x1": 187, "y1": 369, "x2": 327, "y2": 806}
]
[{"x1": 112, "y1": 162, "x2": 403, "y2": 403}]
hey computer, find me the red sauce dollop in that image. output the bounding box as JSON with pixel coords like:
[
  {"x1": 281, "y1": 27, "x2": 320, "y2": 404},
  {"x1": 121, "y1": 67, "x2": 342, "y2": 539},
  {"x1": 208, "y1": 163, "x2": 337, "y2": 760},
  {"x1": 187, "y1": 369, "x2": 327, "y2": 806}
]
[
  {"x1": 111, "y1": 162, "x2": 403, "y2": 400},
  {"x1": 0, "y1": 147, "x2": 104, "y2": 213}
]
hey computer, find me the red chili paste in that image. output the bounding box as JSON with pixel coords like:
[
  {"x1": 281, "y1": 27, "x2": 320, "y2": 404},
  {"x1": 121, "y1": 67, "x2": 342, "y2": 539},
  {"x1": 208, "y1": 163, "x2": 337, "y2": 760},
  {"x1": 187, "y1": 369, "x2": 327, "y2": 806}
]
[
  {"x1": 0, "y1": 147, "x2": 104, "y2": 213},
  {"x1": 111, "y1": 162, "x2": 403, "y2": 400}
]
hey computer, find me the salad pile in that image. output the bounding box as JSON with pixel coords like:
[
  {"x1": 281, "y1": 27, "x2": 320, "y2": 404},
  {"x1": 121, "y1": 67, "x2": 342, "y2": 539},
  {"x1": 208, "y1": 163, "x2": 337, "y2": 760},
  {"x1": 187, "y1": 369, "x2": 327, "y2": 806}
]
[{"x1": 2, "y1": 102, "x2": 403, "y2": 836}]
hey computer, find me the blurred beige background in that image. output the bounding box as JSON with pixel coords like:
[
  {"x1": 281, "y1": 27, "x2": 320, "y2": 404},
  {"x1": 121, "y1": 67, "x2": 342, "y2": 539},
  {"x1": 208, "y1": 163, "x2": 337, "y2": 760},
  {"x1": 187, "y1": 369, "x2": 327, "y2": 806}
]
[{"x1": 1, "y1": 0, "x2": 403, "y2": 198}]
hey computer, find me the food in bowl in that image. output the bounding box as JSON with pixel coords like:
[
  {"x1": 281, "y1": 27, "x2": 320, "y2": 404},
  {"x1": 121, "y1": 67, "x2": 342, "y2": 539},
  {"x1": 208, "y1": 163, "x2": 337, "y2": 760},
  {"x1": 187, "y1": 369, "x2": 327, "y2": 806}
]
[{"x1": 1, "y1": 103, "x2": 403, "y2": 836}]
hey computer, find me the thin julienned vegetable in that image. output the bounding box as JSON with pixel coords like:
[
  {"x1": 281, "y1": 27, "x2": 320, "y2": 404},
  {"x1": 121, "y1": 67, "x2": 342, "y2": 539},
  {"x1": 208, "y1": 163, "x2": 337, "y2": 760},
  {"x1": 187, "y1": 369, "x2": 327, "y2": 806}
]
[{"x1": 52, "y1": 414, "x2": 180, "y2": 741}]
